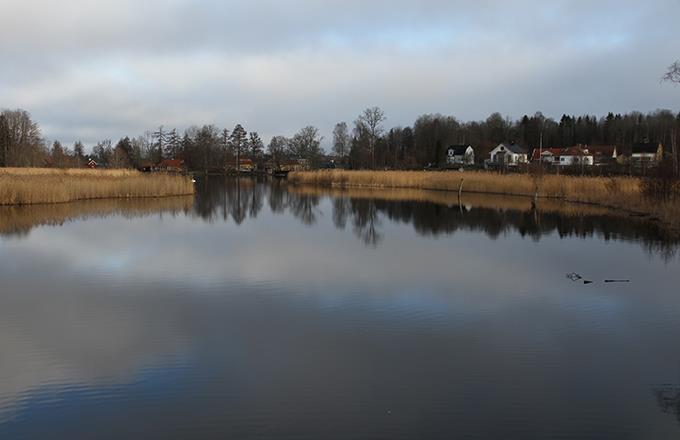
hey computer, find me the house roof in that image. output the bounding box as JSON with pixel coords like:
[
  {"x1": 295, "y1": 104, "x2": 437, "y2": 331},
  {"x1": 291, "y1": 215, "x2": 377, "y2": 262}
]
[
  {"x1": 530, "y1": 148, "x2": 562, "y2": 161},
  {"x1": 498, "y1": 142, "x2": 527, "y2": 154},
  {"x1": 560, "y1": 147, "x2": 592, "y2": 156},
  {"x1": 632, "y1": 142, "x2": 659, "y2": 154},
  {"x1": 447, "y1": 145, "x2": 472, "y2": 155},
  {"x1": 585, "y1": 145, "x2": 617, "y2": 156}
]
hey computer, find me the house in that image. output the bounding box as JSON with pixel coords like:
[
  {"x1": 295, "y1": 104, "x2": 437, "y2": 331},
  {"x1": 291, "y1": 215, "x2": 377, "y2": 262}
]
[
  {"x1": 278, "y1": 158, "x2": 309, "y2": 172},
  {"x1": 555, "y1": 146, "x2": 594, "y2": 167},
  {"x1": 489, "y1": 142, "x2": 528, "y2": 166},
  {"x1": 446, "y1": 145, "x2": 475, "y2": 166},
  {"x1": 631, "y1": 142, "x2": 663, "y2": 167},
  {"x1": 158, "y1": 158, "x2": 186, "y2": 173},
  {"x1": 530, "y1": 148, "x2": 562, "y2": 165},
  {"x1": 225, "y1": 158, "x2": 255, "y2": 173},
  {"x1": 586, "y1": 145, "x2": 619, "y2": 166},
  {"x1": 86, "y1": 159, "x2": 98, "y2": 169}
]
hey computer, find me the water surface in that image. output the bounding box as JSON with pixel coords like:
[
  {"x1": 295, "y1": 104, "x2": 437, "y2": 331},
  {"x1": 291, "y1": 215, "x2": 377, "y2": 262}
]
[{"x1": 1, "y1": 178, "x2": 679, "y2": 439}]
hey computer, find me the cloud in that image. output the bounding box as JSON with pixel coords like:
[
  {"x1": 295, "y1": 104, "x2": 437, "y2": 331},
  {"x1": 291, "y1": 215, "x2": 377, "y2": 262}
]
[{"x1": 0, "y1": 0, "x2": 679, "y2": 146}]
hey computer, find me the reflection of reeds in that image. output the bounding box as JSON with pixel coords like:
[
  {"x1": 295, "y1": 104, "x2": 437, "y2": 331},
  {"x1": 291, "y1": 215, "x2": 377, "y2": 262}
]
[
  {"x1": 0, "y1": 168, "x2": 195, "y2": 205},
  {"x1": 0, "y1": 197, "x2": 194, "y2": 236},
  {"x1": 289, "y1": 170, "x2": 680, "y2": 232},
  {"x1": 288, "y1": 185, "x2": 617, "y2": 218}
]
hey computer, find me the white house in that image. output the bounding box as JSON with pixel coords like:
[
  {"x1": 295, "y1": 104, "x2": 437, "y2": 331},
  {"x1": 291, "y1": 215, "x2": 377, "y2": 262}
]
[
  {"x1": 446, "y1": 145, "x2": 475, "y2": 166},
  {"x1": 631, "y1": 142, "x2": 663, "y2": 166},
  {"x1": 489, "y1": 143, "x2": 528, "y2": 166},
  {"x1": 556, "y1": 147, "x2": 594, "y2": 167}
]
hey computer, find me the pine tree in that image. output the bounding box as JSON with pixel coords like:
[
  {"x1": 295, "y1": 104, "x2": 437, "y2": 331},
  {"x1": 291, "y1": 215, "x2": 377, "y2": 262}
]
[
  {"x1": 229, "y1": 124, "x2": 247, "y2": 168},
  {"x1": 248, "y1": 131, "x2": 264, "y2": 158}
]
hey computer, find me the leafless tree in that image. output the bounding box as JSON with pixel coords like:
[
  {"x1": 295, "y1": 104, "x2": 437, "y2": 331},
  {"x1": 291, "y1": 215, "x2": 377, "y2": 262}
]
[
  {"x1": 357, "y1": 107, "x2": 386, "y2": 169},
  {"x1": 663, "y1": 61, "x2": 680, "y2": 83},
  {"x1": 0, "y1": 109, "x2": 44, "y2": 167},
  {"x1": 290, "y1": 126, "x2": 323, "y2": 167},
  {"x1": 332, "y1": 122, "x2": 350, "y2": 159}
]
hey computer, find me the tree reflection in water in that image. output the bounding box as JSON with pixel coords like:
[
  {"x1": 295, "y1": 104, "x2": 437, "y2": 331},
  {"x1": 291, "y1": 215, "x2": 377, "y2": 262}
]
[
  {"x1": 193, "y1": 178, "x2": 678, "y2": 257},
  {"x1": 1, "y1": 177, "x2": 678, "y2": 259}
]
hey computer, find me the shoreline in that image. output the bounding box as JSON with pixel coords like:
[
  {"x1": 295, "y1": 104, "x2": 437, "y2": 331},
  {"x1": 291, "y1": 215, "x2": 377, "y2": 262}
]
[
  {"x1": 0, "y1": 168, "x2": 195, "y2": 206},
  {"x1": 288, "y1": 170, "x2": 680, "y2": 233}
]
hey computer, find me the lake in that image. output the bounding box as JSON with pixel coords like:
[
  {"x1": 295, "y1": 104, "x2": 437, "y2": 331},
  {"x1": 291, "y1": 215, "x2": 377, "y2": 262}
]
[{"x1": 1, "y1": 177, "x2": 679, "y2": 439}]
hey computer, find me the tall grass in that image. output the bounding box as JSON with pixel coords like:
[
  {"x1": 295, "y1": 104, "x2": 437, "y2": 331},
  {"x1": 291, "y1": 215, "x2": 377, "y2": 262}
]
[
  {"x1": 288, "y1": 170, "x2": 680, "y2": 230},
  {"x1": 0, "y1": 168, "x2": 195, "y2": 205}
]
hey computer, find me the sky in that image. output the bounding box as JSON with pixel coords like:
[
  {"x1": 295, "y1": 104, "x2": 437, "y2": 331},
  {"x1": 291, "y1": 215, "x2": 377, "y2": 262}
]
[{"x1": 1, "y1": 0, "x2": 679, "y2": 147}]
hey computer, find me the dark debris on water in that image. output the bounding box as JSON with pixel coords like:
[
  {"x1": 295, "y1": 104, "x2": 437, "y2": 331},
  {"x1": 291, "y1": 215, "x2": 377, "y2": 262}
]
[{"x1": 566, "y1": 273, "x2": 630, "y2": 285}]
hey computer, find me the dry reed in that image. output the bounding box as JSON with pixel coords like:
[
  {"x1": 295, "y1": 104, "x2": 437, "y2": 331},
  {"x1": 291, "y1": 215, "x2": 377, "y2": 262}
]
[
  {"x1": 288, "y1": 170, "x2": 680, "y2": 231},
  {"x1": 0, "y1": 168, "x2": 195, "y2": 205}
]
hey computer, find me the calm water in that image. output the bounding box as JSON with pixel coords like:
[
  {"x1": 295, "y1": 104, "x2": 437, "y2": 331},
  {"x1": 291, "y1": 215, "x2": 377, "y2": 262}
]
[{"x1": 1, "y1": 178, "x2": 679, "y2": 439}]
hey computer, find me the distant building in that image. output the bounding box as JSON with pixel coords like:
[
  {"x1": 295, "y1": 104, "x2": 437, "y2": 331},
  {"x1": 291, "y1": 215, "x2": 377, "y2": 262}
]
[
  {"x1": 555, "y1": 146, "x2": 594, "y2": 167},
  {"x1": 586, "y1": 145, "x2": 619, "y2": 166},
  {"x1": 86, "y1": 158, "x2": 97, "y2": 169},
  {"x1": 631, "y1": 142, "x2": 663, "y2": 167},
  {"x1": 278, "y1": 158, "x2": 309, "y2": 172},
  {"x1": 446, "y1": 145, "x2": 475, "y2": 166},
  {"x1": 489, "y1": 142, "x2": 528, "y2": 166},
  {"x1": 225, "y1": 158, "x2": 255, "y2": 173},
  {"x1": 158, "y1": 159, "x2": 186, "y2": 173},
  {"x1": 530, "y1": 148, "x2": 562, "y2": 165}
]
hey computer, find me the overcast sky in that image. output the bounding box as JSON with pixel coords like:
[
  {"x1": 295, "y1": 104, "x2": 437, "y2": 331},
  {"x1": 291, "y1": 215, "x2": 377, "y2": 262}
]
[{"x1": 1, "y1": 0, "x2": 679, "y2": 147}]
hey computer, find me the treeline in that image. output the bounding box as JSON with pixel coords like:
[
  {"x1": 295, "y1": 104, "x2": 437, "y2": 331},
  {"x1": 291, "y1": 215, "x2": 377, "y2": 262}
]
[
  {"x1": 335, "y1": 108, "x2": 680, "y2": 169},
  {"x1": 0, "y1": 109, "x2": 324, "y2": 171},
  {"x1": 2, "y1": 107, "x2": 679, "y2": 172}
]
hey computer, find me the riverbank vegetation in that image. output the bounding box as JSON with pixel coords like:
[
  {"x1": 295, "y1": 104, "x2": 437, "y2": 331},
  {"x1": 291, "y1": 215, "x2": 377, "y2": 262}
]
[
  {"x1": 288, "y1": 170, "x2": 680, "y2": 230},
  {"x1": 0, "y1": 168, "x2": 195, "y2": 205}
]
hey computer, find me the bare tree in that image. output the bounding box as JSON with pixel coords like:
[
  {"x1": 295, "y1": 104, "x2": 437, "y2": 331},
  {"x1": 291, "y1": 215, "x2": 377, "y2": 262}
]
[
  {"x1": 0, "y1": 109, "x2": 45, "y2": 167},
  {"x1": 290, "y1": 126, "x2": 323, "y2": 167},
  {"x1": 663, "y1": 61, "x2": 680, "y2": 83},
  {"x1": 332, "y1": 122, "x2": 350, "y2": 159},
  {"x1": 268, "y1": 135, "x2": 289, "y2": 167},
  {"x1": 357, "y1": 107, "x2": 386, "y2": 169}
]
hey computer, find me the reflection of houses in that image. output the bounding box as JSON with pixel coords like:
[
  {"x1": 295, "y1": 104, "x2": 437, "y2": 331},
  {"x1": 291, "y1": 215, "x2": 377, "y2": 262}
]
[
  {"x1": 489, "y1": 142, "x2": 528, "y2": 166},
  {"x1": 446, "y1": 145, "x2": 475, "y2": 166}
]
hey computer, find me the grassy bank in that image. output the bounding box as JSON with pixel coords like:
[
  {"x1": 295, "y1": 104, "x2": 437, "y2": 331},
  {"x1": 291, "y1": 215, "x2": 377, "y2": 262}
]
[
  {"x1": 0, "y1": 168, "x2": 195, "y2": 205},
  {"x1": 288, "y1": 170, "x2": 680, "y2": 229}
]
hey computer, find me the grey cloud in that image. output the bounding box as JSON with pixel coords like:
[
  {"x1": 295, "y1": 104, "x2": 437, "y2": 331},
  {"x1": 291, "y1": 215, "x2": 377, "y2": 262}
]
[{"x1": 0, "y1": 0, "x2": 679, "y2": 146}]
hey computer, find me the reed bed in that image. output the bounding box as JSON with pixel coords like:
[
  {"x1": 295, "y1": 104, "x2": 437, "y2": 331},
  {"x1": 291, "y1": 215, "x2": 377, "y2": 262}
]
[
  {"x1": 289, "y1": 170, "x2": 680, "y2": 231},
  {"x1": 0, "y1": 168, "x2": 195, "y2": 205},
  {"x1": 289, "y1": 169, "x2": 637, "y2": 200}
]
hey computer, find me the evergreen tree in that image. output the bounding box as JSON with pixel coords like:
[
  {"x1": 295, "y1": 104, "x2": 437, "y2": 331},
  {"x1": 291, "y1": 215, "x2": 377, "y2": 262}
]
[{"x1": 248, "y1": 131, "x2": 264, "y2": 158}]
